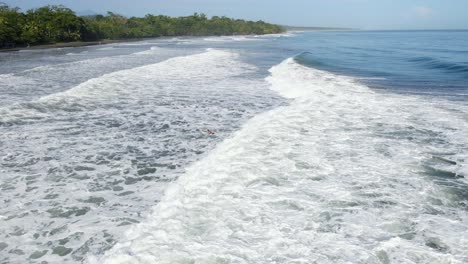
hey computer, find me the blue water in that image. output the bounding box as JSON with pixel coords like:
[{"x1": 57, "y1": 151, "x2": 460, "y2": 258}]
[
  {"x1": 288, "y1": 31, "x2": 468, "y2": 98},
  {"x1": 182, "y1": 30, "x2": 468, "y2": 97},
  {"x1": 0, "y1": 31, "x2": 467, "y2": 264}
]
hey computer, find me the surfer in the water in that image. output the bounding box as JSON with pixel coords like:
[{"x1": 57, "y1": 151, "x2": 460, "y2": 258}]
[{"x1": 205, "y1": 129, "x2": 215, "y2": 135}]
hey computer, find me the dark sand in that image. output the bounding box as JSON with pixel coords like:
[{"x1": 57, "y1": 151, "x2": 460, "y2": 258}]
[{"x1": 0, "y1": 38, "x2": 146, "y2": 52}]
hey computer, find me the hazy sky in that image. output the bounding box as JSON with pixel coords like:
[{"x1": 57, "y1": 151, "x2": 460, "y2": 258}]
[{"x1": 4, "y1": 0, "x2": 468, "y2": 30}]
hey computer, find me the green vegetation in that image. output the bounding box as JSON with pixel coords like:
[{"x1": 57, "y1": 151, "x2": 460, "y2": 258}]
[{"x1": 0, "y1": 3, "x2": 284, "y2": 48}]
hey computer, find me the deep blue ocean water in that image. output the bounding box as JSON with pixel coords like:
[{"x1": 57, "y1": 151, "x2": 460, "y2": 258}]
[
  {"x1": 290, "y1": 30, "x2": 468, "y2": 98},
  {"x1": 0, "y1": 31, "x2": 467, "y2": 263}
]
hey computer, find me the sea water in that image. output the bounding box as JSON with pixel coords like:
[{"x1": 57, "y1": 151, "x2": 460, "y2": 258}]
[{"x1": 0, "y1": 31, "x2": 467, "y2": 263}]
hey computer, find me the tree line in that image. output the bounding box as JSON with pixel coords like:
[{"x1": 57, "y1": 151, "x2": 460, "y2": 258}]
[{"x1": 0, "y1": 3, "x2": 284, "y2": 48}]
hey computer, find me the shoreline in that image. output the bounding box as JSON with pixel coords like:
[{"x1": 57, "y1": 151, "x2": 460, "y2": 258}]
[
  {"x1": 0, "y1": 38, "x2": 150, "y2": 53},
  {"x1": 0, "y1": 32, "x2": 286, "y2": 53}
]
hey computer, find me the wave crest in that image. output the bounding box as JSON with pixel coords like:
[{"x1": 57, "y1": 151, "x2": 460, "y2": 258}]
[{"x1": 409, "y1": 56, "x2": 468, "y2": 75}]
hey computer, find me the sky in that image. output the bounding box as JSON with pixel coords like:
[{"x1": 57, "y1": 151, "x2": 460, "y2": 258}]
[{"x1": 3, "y1": 0, "x2": 468, "y2": 30}]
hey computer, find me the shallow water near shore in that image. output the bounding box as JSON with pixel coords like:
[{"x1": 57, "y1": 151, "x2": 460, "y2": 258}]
[{"x1": 0, "y1": 31, "x2": 467, "y2": 263}]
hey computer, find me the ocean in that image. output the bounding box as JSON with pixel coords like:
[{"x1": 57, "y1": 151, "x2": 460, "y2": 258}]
[{"x1": 0, "y1": 31, "x2": 467, "y2": 263}]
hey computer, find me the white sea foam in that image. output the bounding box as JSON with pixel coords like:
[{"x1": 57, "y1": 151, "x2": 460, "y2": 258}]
[
  {"x1": 203, "y1": 36, "x2": 262, "y2": 42},
  {"x1": 97, "y1": 46, "x2": 115, "y2": 51},
  {"x1": 66, "y1": 51, "x2": 89, "y2": 56},
  {"x1": 114, "y1": 42, "x2": 152, "y2": 46},
  {"x1": 254, "y1": 32, "x2": 296, "y2": 38},
  {"x1": 94, "y1": 59, "x2": 468, "y2": 263},
  {"x1": 0, "y1": 49, "x2": 280, "y2": 263},
  {"x1": 133, "y1": 46, "x2": 164, "y2": 55},
  {"x1": 0, "y1": 46, "x2": 194, "y2": 115},
  {"x1": 37, "y1": 49, "x2": 256, "y2": 104}
]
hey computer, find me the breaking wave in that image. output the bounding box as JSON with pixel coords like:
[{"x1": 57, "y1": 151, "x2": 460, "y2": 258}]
[
  {"x1": 93, "y1": 58, "x2": 468, "y2": 263},
  {"x1": 0, "y1": 49, "x2": 282, "y2": 264}
]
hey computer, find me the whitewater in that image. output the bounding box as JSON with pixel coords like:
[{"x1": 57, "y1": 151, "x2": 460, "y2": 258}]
[
  {"x1": 92, "y1": 57, "x2": 468, "y2": 264},
  {"x1": 1, "y1": 31, "x2": 467, "y2": 264}
]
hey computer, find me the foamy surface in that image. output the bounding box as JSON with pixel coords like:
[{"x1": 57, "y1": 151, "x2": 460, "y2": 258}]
[
  {"x1": 94, "y1": 59, "x2": 468, "y2": 264},
  {"x1": 1, "y1": 32, "x2": 467, "y2": 264},
  {"x1": 0, "y1": 41, "x2": 282, "y2": 263}
]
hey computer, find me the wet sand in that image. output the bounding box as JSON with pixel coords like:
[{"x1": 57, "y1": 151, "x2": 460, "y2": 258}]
[{"x1": 0, "y1": 39, "x2": 146, "y2": 52}]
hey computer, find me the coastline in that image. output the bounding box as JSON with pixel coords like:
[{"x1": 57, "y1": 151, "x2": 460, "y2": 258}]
[
  {"x1": 0, "y1": 38, "x2": 148, "y2": 52},
  {"x1": 0, "y1": 32, "x2": 289, "y2": 53},
  {"x1": 0, "y1": 33, "x2": 282, "y2": 53}
]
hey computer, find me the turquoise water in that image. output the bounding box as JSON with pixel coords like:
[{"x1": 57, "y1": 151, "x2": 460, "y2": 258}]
[{"x1": 0, "y1": 31, "x2": 467, "y2": 263}]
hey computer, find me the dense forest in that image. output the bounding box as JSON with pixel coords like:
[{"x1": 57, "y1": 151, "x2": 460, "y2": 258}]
[{"x1": 0, "y1": 3, "x2": 284, "y2": 48}]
